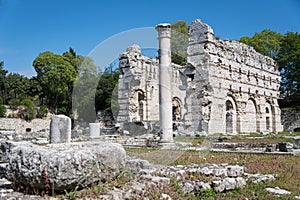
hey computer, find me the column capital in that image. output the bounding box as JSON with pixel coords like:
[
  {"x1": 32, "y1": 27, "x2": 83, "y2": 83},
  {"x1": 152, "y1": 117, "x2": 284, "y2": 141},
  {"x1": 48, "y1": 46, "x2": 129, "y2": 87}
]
[{"x1": 156, "y1": 23, "x2": 171, "y2": 38}]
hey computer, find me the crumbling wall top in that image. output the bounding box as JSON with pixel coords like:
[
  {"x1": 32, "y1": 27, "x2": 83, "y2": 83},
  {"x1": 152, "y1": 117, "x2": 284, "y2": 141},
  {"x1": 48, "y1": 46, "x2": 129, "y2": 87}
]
[{"x1": 190, "y1": 19, "x2": 214, "y2": 35}]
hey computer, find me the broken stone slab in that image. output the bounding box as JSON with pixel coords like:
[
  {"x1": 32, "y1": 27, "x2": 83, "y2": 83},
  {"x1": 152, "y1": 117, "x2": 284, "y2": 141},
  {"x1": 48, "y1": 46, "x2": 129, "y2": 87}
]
[
  {"x1": 182, "y1": 182, "x2": 194, "y2": 194},
  {"x1": 212, "y1": 177, "x2": 246, "y2": 192},
  {"x1": 265, "y1": 187, "x2": 291, "y2": 195},
  {"x1": 2, "y1": 141, "x2": 126, "y2": 192},
  {"x1": 50, "y1": 115, "x2": 71, "y2": 144},
  {"x1": 195, "y1": 181, "x2": 211, "y2": 191},
  {"x1": 244, "y1": 173, "x2": 275, "y2": 183},
  {"x1": 226, "y1": 165, "x2": 244, "y2": 177}
]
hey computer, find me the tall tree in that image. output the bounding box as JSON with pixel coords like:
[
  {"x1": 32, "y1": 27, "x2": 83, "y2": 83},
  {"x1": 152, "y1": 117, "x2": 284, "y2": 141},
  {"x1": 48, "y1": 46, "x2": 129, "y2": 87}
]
[
  {"x1": 239, "y1": 30, "x2": 284, "y2": 59},
  {"x1": 33, "y1": 51, "x2": 78, "y2": 115},
  {"x1": 277, "y1": 32, "x2": 300, "y2": 99},
  {"x1": 171, "y1": 20, "x2": 189, "y2": 65},
  {"x1": 5, "y1": 73, "x2": 30, "y2": 101},
  {"x1": 0, "y1": 61, "x2": 8, "y2": 103}
]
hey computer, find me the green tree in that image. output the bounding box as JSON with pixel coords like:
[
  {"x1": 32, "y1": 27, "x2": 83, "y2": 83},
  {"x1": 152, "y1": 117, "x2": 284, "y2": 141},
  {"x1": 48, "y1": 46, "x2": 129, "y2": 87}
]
[
  {"x1": 33, "y1": 51, "x2": 78, "y2": 115},
  {"x1": 277, "y1": 32, "x2": 300, "y2": 99},
  {"x1": 0, "y1": 96, "x2": 6, "y2": 117},
  {"x1": 95, "y1": 71, "x2": 119, "y2": 116},
  {"x1": 171, "y1": 20, "x2": 189, "y2": 65},
  {"x1": 5, "y1": 73, "x2": 31, "y2": 102},
  {"x1": 239, "y1": 30, "x2": 284, "y2": 59},
  {"x1": 36, "y1": 105, "x2": 48, "y2": 118},
  {"x1": 0, "y1": 61, "x2": 8, "y2": 103}
]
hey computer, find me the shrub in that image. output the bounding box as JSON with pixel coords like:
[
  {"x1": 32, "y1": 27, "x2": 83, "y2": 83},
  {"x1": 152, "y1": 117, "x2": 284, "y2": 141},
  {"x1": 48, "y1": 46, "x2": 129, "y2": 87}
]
[
  {"x1": 8, "y1": 99, "x2": 20, "y2": 110},
  {"x1": 19, "y1": 98, "x2": 35, "y2": 121},
  {"x1": 37, "y1": 105, "x2": 48, "y2": 118},
  {"x1": 0, "y1": 105, "x2": 6, "y2": 117}
]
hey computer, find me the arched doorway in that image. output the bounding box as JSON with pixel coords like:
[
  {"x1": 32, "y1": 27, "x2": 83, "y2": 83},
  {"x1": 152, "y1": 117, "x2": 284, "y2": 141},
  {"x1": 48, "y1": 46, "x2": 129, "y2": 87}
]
[
  {"x1": 265, "y1": 101, "x2": 274, "y2": 132},
  {"x1": 245, "y1": 99, "x2": 257, "y2": 132},
  {"x1": 226, "y1": 100, "x2": 234, "y2": 133},
  {"x1": 266, "y1": 107, "x2": 270, "y2": 131},
  {"x1": 172, "y1": 97, "x2": 182, "y2": 122},
  {"x1": 137, "y1": 91, "x2": 145, "y2": 121}
]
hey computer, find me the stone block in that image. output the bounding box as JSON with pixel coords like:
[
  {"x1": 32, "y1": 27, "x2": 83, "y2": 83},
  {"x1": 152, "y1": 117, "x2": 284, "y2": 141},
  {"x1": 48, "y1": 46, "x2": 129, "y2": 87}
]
[
  {"x1": 50, "y1": 115, "x2": 71, "y2": 144},
  {"x1": 89, "y1": 123, "x2": 101, "y2": 139},
  {"x1": 3, "y1": 141, "x2": 126, "y2": 192}
]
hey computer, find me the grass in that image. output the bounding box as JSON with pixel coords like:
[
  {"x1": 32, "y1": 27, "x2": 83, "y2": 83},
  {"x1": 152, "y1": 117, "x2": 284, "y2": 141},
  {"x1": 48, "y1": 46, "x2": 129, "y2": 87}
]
[
  {"x1": 174, "y1": 136, "x2": 206, "y2": 146},
  {"x1": 126, "y1": 148, "x2": 300, "y2": 199},
  {"x1": 223, "y1": 134, "x2": 295, "y2": 144}
]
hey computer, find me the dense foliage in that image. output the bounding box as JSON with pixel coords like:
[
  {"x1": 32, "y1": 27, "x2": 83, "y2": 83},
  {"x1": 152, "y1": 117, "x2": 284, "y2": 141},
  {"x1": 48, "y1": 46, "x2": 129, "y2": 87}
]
[
  {"x1": 171, "y1": 20, "x2": 189, "y2": 66},
  {"x1": 0, "y1": 48, "x2": 120, "y2": 121}
]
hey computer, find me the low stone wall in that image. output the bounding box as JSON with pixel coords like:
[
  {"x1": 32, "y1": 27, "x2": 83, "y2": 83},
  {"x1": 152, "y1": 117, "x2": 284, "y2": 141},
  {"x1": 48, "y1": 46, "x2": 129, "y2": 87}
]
[{"x1": 0, "y1": 118, "x2": 50, "y2": 134}]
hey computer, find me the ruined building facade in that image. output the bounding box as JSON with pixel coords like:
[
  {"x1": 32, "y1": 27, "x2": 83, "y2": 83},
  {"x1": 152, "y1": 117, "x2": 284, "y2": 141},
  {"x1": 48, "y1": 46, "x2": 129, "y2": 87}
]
[{"x1": 117, "y1": 19, "x2": 283, "y2": 134}]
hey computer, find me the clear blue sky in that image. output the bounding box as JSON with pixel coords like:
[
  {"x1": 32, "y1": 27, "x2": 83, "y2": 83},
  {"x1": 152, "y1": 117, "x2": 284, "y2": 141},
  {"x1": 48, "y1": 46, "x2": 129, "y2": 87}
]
[{"x1": 0, "y1": 0, "x2": 299, "y2": 77}]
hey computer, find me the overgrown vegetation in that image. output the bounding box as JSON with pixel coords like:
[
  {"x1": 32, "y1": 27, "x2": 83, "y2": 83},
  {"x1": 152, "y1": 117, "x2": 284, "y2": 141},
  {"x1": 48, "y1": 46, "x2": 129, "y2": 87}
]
[{"x1": 125, "y1": 148, "x2": 300, "y2": 199}]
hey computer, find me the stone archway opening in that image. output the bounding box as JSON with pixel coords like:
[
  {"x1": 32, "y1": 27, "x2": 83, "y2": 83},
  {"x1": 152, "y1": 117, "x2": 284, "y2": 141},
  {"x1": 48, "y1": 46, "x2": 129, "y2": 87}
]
[
  {"x1": 137, "y1": 91, "x2": 145, "y2": 121},
  {"x1": 226, "y1": 100, "x2": 234, "y2": 133},
  {"x1": 172, "y1": 97, "x2": 181, "y2": 122},
  {"x1": 266, "y1": 107, "x2": 270, "y2": 131},
  {"x1": 245, "y1": 99, "x2": 257, "y2": 132},
  {"x1": 172, "y1": 97, "x2": 182, "y2": 131}
]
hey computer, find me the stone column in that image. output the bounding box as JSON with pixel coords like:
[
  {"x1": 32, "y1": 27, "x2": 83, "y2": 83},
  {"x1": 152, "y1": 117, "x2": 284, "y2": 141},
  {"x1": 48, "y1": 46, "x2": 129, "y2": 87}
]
[
  {"x1": 89, "y1": 123, "x2": 101, "y2": 140},
  {"x1": 156, "y1": 23, "x2": 174, "y2": 145},
  {"x1": 50, "y1": 115, "x2": 71, "y2": 144}
]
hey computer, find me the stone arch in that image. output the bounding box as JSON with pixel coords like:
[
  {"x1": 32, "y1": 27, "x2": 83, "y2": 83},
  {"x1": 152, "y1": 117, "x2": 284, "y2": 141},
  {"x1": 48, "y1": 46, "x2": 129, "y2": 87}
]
[
  {"x1": 244, "y1": 98, "x2": 258, "y2": 132},
  {"x1": 225, "y1": 96, "x2": 237, "y2": 134},
  {"x1": 129, "y1": 89, "x2": 145, "y2": 122},
  {"x1": 266, "y1": 100, "x2": 275, "y2": 132},
  {"x1": 172, "y1": 97, "x2": 182, "y2": 122},
  {"x1": 137, "y1": 90, "x2": 145, "y2": 121}
]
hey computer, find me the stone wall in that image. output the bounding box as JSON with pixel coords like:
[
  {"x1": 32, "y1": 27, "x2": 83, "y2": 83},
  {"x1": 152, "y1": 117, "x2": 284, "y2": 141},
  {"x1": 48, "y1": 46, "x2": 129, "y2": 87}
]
[
  {"x1": 116, "y1": 19, "x2": 283, "y2": 134},
  {"x1": 187, "y1": 19, "x2": 283, "y2": 133},
  {"x1": 117, "y1": 44, "x2": 187, "y2": 131},
  {"x1": 0, "y1": 118, "x2": 50, "y2": 134}
]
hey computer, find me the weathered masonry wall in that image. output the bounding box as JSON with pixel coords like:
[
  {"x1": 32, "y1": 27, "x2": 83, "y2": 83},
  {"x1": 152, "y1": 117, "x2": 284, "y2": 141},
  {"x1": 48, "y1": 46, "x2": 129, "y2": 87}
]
[
  {"x1": 187, "y1": 19, "x2": 283, "y2": 133},
  {"x1": 0, "y1": 118, "x2": 50, "y2": 134},
  {"x1": 117, "y1": 44, "x2": 186, "y2": 130},
  {"x1": 117, "y1": 19, "x2": 283, "y2": 134}
]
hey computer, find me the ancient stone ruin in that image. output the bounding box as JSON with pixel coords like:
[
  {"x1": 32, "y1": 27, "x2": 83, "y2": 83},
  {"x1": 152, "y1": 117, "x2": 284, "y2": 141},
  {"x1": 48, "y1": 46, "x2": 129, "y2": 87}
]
[{"x1": 117, "y1": 19, "x2": 283, "y2": 135}]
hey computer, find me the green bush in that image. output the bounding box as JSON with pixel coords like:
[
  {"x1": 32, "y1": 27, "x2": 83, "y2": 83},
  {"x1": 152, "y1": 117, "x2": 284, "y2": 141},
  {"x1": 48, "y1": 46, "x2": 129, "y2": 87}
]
[
  {"x1": 19, "y1": 98, "x2": 35, "y2": 121},
  {"x1": 8, "y1": 99, "x2": 20, "y2": 110},
  {"x1": 36, "y1": 105, "x2": 48, "y2": 118},
  {"x1": 0, "y1": 105, "x2": 6, "y2": 117}
]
